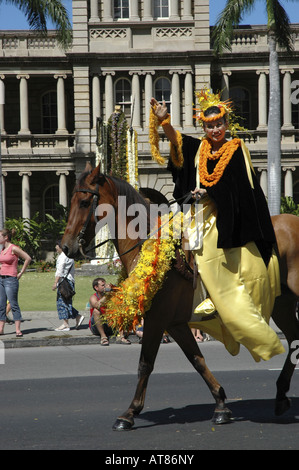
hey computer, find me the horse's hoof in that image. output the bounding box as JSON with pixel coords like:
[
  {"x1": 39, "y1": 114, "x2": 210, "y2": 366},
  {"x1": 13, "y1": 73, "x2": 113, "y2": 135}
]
[
  {"x1": 212, "y1": 409, "x2": 232, "y2": 425},
  {"x1": 112, "y1": 418, "x2": 134, "y2": 431},
  {"x1": 275, "y1": 397, "x2": 291, "y2": 416}
]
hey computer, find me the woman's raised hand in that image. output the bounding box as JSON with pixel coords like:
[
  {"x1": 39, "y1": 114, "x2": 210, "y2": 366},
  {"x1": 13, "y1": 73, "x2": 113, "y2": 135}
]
[{"x1": 150, "y1": 98, "x2": 168, "y2": 121}]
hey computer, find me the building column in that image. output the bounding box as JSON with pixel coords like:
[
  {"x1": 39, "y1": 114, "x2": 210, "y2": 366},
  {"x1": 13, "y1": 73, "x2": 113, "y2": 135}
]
[
  {"x1": 56, "y1": 171, "x2": 69, "y2": 207},
  {"x1": 257, "y1": 71, "x2": 268, "y2": 129},
  {"x1": 103, "y1": 72, "x2": 115, "y2": 121},
  {"x1": 170, "y1": 71, "x2": 181, "y2": 127},
  {"x1": 282, "y1": 70, "x2": 294, "y2": 129},
  {"x1": 258, "y1": 168, "x2": 268, "y2": 198},
  {"x1": 103, "y1": 0, "x2": 113, "y2": 21},
  {"x1": 184, "y1": 71, "x2": 194, "y2": 128},
  {"x1": 221, "y1": 72, "x2": 231, "y2": 101},
  {"x1": 130, "y1": 0, "x2": 140, "y2": 21},
  {"x1": 17, "y1": 75, "x2": 30, "y2": 134},
  {"x1": 144, "y1": 72, "x2": 155, "y2": 127},
  {"x1": 90, "y1": 0, "x2": 100, "y2": 21},
  {"x1": 0, "y1": 75, "x2": 5, "y2": 135},
  {"x1": 1, "y1": 171, "x2": 7, "y2": 221},
  {"x1": 130, "y1": 72, "x2": 141, "y2": 128},
  {"x1": 170, "y1": 0, "x2": 180, "y2": 20},
  {"x1": 55, "y1": 74, "x2": 67, "y2": 134},
  {"x1": 283, "y1": 167, "x2": 295, "y2": 198},
  {"x1": 182, "y1": 0, "x2": 193, "y2": 20},
  {"x1": 92, "y1": 74, "x2": 101, "y2": 128},
  {"x1": 19, "y1": 171, "x2": 32, "y2": 219},
  {"x1": 143, "y1": 1, "x2": 153, "y2": 20}
]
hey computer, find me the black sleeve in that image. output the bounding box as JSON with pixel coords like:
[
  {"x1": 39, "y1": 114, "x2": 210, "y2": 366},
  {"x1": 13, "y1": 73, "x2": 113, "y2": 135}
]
[
  {"x1": 167, "y1": 135, "x2": 200, "y2": 199},
  {"x1": 204, "y1": 146, "x2": 275, "y2": 264}
]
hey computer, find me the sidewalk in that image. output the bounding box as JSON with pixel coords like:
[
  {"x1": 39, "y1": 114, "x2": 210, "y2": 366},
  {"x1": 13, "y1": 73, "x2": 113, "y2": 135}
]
[
  {"x1": 0, "y1": 311, "x2": 140, "y2": 349},
  {"x1": 0, "y1": 311, "x2": 284, "y2": 349}
]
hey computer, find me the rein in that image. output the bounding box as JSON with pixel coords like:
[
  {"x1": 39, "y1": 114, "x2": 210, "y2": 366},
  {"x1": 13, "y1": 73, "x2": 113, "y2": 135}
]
[
  {"x1": 75, "y1": 184, "x2": 100, "y2": 258},
  {"x1": 75, "y1": 177, "x2": 194, "y2": 260}
]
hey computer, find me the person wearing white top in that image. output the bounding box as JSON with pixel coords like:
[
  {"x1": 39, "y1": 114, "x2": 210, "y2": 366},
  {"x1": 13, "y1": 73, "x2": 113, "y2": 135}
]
[{"x1": 52, "y1": 241, "x2": 84, "y2": 331}]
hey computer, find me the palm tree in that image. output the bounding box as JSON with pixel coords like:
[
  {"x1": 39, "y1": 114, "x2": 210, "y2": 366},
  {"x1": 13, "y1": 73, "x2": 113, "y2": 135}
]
[
  {"x1": 0, "y1": 0, "x2": 72, "y2": 49},
  {"x1": 212, "y1": 0, "x2": 296, "y2": 216},
  {"x1": 0, "y1": 0, "x2": 72, "y2": 229}
]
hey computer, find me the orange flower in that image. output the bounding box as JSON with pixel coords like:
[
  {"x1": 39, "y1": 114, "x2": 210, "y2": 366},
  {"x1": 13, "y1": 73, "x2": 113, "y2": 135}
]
[
  {"x1": 199, "y1": 106, "x2": 226, "y2": 122},
  {"x1": 199, "y1": 138, "x2": 241, "y2": 187}
]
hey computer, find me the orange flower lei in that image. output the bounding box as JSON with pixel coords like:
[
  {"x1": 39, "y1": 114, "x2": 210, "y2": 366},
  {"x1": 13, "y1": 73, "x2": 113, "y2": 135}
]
[
  {"x1": 199, "y1": 138, "x2": 241, "y2": 187},
  {"x1": 199, "y1": 106, "x2": 226, "y2": 123}
]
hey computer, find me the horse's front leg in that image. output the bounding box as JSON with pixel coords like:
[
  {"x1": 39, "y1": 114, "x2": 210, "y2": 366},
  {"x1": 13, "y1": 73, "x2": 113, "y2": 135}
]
[
  {"x1": 112, "y1": 327, "x2": 164, "y2": 431},
  {"x1": 112, "y1": 359, "x2": 153, "y2": 431}
]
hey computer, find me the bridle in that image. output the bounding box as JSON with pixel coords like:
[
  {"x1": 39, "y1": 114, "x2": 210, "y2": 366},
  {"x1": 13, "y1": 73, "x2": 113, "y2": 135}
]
[
  {"x1": 74, "y1": 176, "x2": 195, "y2": 260},
  {"x1": 75, "y1": 184, "x2": 100, "y2": 249}
]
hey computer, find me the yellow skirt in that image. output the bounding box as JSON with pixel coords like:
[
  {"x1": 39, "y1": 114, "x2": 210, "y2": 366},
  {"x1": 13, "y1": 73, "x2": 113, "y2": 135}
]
[{"x1": 188, "y1": 198, "x2": 285, "y2": 362}]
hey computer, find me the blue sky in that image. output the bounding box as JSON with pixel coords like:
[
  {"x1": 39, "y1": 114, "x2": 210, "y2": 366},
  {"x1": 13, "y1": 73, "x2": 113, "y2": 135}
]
[{"x1": 0, "y1": 0, "x2": 298, "y2": 29}]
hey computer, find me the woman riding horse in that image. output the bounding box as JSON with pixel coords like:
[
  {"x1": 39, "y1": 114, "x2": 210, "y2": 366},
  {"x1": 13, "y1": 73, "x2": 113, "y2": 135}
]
[
  {"x1": 150, "y1": 89, "x2": 285, "y2": 362},
  {"x1": 61, "y1": 91, "x2": 299, "y2": 428}
]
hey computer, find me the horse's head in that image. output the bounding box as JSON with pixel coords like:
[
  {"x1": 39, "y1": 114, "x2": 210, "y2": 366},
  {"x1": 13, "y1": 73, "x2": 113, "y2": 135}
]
[{"x1": 61, "y1": 162, "x2": 116, "y2": 259}]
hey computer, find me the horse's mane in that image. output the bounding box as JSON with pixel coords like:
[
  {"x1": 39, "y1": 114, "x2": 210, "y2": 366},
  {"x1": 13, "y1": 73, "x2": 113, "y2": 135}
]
[
  {"x1": 74, "y1": 171, "x2": 150, "y2": 211},
  {"x1": 73, "y1": 171, "x2": 92, "y2": 194},
  {"x1": 108, "y1": 175, "x2": 153, "y2": 235},
  {"x1": 108, "y1": 175, "x2": 150, "y2": 212}
]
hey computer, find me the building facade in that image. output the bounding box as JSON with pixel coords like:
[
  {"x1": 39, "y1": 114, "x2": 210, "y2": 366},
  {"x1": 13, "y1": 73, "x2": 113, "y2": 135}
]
[{"x1": 1, "y1": 0, "x2": 299, "y2": 222}]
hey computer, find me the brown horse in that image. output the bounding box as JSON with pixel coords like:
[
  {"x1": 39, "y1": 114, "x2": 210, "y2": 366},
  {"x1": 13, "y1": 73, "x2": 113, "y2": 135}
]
[{"x1": 61, "y1": 162, "x2": 299, "y2": 430}]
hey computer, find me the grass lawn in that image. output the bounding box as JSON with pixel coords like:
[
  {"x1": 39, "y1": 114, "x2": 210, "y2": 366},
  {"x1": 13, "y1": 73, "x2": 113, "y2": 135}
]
[{"x1": 18, "y1": 271, "x2": 117, "y2": 312}]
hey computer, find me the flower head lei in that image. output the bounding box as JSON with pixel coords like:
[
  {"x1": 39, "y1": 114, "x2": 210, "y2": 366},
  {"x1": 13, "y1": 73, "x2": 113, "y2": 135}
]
[{"x1": 194, "y1": 88, "x2": 246, "y2": 137}]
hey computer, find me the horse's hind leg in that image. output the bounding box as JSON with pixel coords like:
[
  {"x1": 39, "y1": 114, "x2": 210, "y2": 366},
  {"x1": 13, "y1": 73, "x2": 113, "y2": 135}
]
[
  {"x1": 112, "y1": 324, "x2": 165, "y2": 431},
  {"x1": 272, "y1": 295, "x2": 299, "y2": 416},
  {"x1": 168, "y1": 323, "x2": 232, "y2": 424}
]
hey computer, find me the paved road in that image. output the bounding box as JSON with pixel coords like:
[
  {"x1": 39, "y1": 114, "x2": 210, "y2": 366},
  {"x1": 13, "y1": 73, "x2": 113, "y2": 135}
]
[{"x1": 0, "y1": 341, "x2": 298, "y2": 450}]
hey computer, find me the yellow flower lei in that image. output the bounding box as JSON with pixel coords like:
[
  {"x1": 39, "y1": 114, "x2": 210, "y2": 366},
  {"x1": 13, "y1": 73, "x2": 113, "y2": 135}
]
[
  {"x1": 149, "y1": 107, "x2": 184, "y2": 168},
  {"x1": 102, "y1": 213, "x2": 183, "y2": 332},
  {"x1": 199, "y1": 138, "x2": 241, "y2": 187}
]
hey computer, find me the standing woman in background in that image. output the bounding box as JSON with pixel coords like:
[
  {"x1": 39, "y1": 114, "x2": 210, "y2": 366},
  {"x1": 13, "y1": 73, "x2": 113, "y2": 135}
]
[
  {"x1": 0, "y1": 228, "x2": 32, "y2": 337},
  {"x1": 52, "y1": 240, "x2": 84, "y2": 331}
]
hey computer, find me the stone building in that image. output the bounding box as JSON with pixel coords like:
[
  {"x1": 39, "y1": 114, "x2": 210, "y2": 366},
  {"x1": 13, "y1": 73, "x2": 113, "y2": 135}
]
[{"x1": 0, "y1": 0, "x2": 299, "y2": 222}]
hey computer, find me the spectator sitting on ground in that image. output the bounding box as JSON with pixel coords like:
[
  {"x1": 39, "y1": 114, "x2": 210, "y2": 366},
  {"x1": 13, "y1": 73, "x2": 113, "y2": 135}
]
[
  {"x1": 136, "y1": 318, "x2": 171, "y2": 344},
  {"x1": 89, "y1": 277, "x2": 131, "y2": 345}
]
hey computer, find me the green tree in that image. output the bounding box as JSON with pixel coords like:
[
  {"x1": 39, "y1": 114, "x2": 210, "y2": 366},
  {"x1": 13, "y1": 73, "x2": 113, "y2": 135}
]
[
  {"x1": 0, "y1": 0, "x2": 72, "y2": 49},
  {"x1": 212, "y1": 0, "x2": 296, "y2": 216}
]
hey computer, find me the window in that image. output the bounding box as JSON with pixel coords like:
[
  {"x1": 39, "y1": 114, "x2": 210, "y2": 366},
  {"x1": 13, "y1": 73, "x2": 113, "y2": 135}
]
[
  {"x1": 115, "y1": 78, "x2": 132, "y2": 118},
  {"x1": 230, "y1": 87, "x2": 250, "y2": 129},
  {"x1": 114, "y1": 0, "x2": 129, "y2": 19},
  {"x1": 44, "y1": 185, "x2": 59, "y2": 218},
  {"x1": 154, "y1": 0, "x2": 169, "y2": 19},
  {"x1": 293, "y1": 181, "x2": 299, "y2": 205},
  {"x1": 42, "y1": 91, "x2": 57, "y2": 133},
  {"x1": 154, "y1": 77, "x2": 171, "y2": 113},
  {"x1": 292, "y1": 103, "x2": 299, "y2": 130}
]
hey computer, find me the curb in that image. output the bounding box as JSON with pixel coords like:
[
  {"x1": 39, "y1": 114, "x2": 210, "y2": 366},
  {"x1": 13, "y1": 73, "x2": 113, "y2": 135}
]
[
  {"x1": 0, "y1": 334, "x2": 141, "y2": 349},
  {"x1": 1, "y1": 331, "x2": 285, "y2": 350}
]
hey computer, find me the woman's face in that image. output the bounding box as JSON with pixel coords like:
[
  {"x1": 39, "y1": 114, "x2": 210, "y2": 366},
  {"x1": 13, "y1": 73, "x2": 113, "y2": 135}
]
[
  {"x1": 0, "y1": 232, "x2": 7, "y2": 245},
  {"x1": 55, "y1": 244, "x2": 62, "y2": 254},
  {"x1": 203, "y1": 116, "x2": 228, "y2": 145}
]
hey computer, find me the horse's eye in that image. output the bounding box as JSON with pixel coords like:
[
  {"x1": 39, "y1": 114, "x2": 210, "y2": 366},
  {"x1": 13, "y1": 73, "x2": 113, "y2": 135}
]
[{"x1": 80, "y1": 199, "x2": 90, "y2": 209}]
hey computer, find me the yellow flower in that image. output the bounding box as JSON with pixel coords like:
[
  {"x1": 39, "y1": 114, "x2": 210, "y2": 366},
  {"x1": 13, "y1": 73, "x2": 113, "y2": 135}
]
[{"x1": 102, "y1": 213, "x2": 182, "y2": 332}]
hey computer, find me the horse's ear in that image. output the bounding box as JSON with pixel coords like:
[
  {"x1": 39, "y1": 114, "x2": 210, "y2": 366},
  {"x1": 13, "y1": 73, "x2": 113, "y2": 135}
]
[
  {"x1": 90, "y1": 164, "x2": 107, "y2": 186},
  {"x1": 84, "y1": 161, "x2": 93, "y2": 173}
]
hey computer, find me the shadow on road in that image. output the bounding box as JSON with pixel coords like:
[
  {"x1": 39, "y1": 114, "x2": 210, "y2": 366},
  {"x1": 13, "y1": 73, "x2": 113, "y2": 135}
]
[{"x1": 135, "y1": 397, "x2": 299, "y2": 429}]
